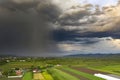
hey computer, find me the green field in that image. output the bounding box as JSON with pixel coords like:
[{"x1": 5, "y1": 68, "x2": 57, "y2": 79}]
[
  {"x1": 42, "y1": 70, "x2": 54, "y2": 80},
  {"x1": 48, "y1": 68, "x2": 79, "y2": 80},
  {"x1": 60, "y1": 67, "x2": 105, "y2": 80},
  {"x1": 0, "y1": 56, "x2": 120, "y2": 80},
  {"x1": 89, "y1": 64, "x2": 120, "y2": 76},
  {"x1": 22, "y1": 72, "x2": 33, "y2": 80}
]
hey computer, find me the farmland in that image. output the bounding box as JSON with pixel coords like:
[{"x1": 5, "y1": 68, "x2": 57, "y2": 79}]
[
  {"x1": 22, "y1": 72, "x2": 32, "y2": 80},
  {"x1": 33, "y1": 73, "x2": 45, "y2": 80},
  {"x1": 48, "y1": 68, "x2": 79, "y2": 80},
  {"x1": 60, "y1": 67, "x2": 105, "y2": 80},
  {"x1": 0, "y1": 54, "x2": 120, "y2": 80},
  {"x1": 42, "y1": 70, "x2": 54, "y2": 80}
]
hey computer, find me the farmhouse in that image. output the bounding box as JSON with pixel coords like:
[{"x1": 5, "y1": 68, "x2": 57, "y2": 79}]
[
  {"x1": 33, "y1": 68, "x2": 41, "y2": 73},
  {"x1": 16, "y1": 70, "x2": 23, "y2": 76},
  {"x1": 33, "y1": 69, "x2": 38, "y2": 73},
  {"x1": 19, "y1": 60, "x2": 26, "y2": 62},
  {"x1": 8, "y1": 68, "x2": 24, "y2": 79}
]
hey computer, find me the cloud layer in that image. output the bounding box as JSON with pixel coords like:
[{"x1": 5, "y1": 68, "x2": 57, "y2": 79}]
[
  {"x1": 56, "y1": 0, "x2": 120, "y2": 39},
  {"x1": 0, "y1": 0, "x2": 120, "y2": 56},
  {"x1": 54, "y1": 0, "x2": 120, "y2": 55}
]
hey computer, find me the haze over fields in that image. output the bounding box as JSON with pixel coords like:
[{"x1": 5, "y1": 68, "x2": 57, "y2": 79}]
[{"x1": 0, "y1": 0, "x2": 120, "y2": 56}]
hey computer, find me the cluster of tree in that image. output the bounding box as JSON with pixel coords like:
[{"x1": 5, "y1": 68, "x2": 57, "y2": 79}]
[{"x1": 0, "y1": 60, "x2": 7, "y2": 65}]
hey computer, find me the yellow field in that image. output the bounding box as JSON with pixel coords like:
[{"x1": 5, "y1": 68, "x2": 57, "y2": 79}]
[{"x1": 33, "y1": 73, "x2": 45, "y2": 80}]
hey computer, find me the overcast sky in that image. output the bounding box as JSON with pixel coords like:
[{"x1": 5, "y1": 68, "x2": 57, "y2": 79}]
[{"x1": 0, "y1": 0, "x2": 120, "y2": 56}]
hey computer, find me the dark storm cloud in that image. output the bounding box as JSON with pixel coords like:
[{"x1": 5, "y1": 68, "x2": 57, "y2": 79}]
[
  {"x1": 63, "y1": 38, "x2": 101, "y2": 45},
  {"x1": 78, "y1": 38, "x2": 100, "y2": 45},
  {"x1": 79, "y1": 31, "x2": 120, "y2": 39},
  {"x1": 53, "y1": 28, "x2": 120, "y2": 44},
  {"x1": 53, "y1": 29, "x2": 102, "y2": 42},
  {"x1": 0, "y1": 0, "x2": 61, "y2": 55},
  {"x1": 53, "y1": 29, "x2": 79, "y2": 41}
]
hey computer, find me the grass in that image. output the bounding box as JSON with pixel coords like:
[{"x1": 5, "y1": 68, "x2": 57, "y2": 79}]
[
  {"x1": 89, "y1": 65, "x2": 120, "y2": 76},
  {"x1": 22, "y1": 72, "x2": 33, "y2": 80},
  {"x1": 42, "y1": 70, "x2": 54, "y2": 80},
  {"x1": 48, "y1": 68, "x2": 79, "y2": 80},
  {"x1": 0, "y1": 76, "x2": 8, "y2": 80},
  {"x1": 62, "y1": 67, "x2": 105, "y2": 80}
]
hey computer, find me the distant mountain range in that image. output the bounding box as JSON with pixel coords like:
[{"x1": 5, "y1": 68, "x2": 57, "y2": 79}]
[
  {"x1": 64, "y1": 53, "x2": 120, "y2": 58},
  {"x1": 0, "y1": 53, "x2": 120, "y2": 58}
]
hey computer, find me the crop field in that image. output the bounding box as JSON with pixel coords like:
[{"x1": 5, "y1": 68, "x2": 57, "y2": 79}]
[
  {"x1": 60, "y1": 68, "x2": 89, "y2": 80},
  {"x1": 22, "y1": 72, "x2": 33, "y2": 80},
  {"x1": 42, "y1": 70, "x2": 54, "y2": 80},
  {"x1": 60, "y1": 67, "x2": 105, "y2": 80},
  {"x1": 22, "y1": 65, "x2": 120, "y2": 80},
  {"x1": 88, "y1": 65, "x2": 120, "y2": 76},
  {"x1": 0, "y1": 56, "x2": 120, "y2": 80},
  {"x1": 33, "y1": 73, "x2": 45, "y2": 80},
  {"x1": 47, "y1": 68, "x2": 80, "y2": 80}
]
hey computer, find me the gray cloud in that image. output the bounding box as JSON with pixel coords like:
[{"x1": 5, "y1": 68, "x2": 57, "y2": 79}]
[
  {"x1": 0, "y1": 0, "x2": 61, "y2": 56},
  {"x1": 58, "y1": 4, "x2": 93, "y2": 26},
  {"x1": 56, "y1": 1, "x2": 120, "y2": 39}
]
